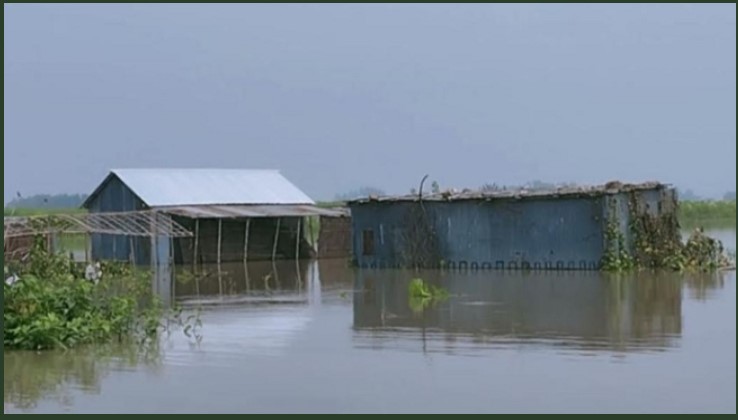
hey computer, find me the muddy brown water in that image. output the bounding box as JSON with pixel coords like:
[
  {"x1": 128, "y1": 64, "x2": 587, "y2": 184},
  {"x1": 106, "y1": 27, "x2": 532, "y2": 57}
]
[{"x1": 4, "y1": 229, "x2": 735, "y2": 413}]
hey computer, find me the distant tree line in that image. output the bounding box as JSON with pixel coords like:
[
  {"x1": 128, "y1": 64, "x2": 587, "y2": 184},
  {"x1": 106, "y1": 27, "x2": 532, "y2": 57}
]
[
  {"x1": 677, "y1": 189, "x2": 736, "y2": 202},
  {"x1": 677, "y1": 188, "x2": 701, "y2": 202},
  {"x1": 5, "y1": 193, "x2": 88, "y2": 209}
]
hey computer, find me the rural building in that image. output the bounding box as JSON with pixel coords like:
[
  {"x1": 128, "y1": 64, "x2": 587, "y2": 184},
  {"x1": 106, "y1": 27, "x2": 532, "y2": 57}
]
[
  {"x1": 347, "y1": 181, "x2": 678, "y2": 270},
  {"x1": 316, "y1": 208, "x2": 352, "y2": 259},
  {"x1": 82, "y1": 169, "x2": 343, "y2": 267}
]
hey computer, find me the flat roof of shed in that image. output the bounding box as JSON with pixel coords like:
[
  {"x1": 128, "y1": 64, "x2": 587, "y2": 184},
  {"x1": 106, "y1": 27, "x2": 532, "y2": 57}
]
[{"x1": 348, "y1": 181, "x2": 671, "y2": 205}]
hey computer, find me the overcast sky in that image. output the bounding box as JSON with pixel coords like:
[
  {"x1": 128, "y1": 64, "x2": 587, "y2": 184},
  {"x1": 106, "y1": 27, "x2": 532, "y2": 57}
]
[{"x1": 4, "y1": 4, "x2": 736, "y2": 202}]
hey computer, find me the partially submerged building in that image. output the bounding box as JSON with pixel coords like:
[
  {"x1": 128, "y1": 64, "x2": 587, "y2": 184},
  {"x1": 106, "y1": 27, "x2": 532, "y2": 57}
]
[
  {"x1": 347, "y1": 181, "x2": 678, "y2": 270},
  {"x1": 83, "y1": 169, "x2": 344, "y2": 266}
]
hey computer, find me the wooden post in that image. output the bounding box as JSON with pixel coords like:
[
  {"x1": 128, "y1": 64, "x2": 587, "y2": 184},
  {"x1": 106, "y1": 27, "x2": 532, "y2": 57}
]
[
  {"x1": 272, "y1": 218, "x2": 281, "y2": 289},
  {"x1": 295, "y1": 218, "x2": 302, "y2": 261},
  {"x1": 310, "y1": 216, "x2": 317, "y2": 256},
  {"x1": 272, "y1": 218, "x2": 281, "y2": 262},
  {"x1": 295, "y1": 218, "x2": 302, "y2": 286},
  {"x1": 217, "y1": 219, "x2": 223, "y2": 265},
  {"x1": 243, "y1": 259, "x2": 250, "y2": 292},
  {"x1": 150, "y1": 215, "x2": 157, "y2": 295},
  {"x1": 193, "y1": 219, "x2": 199, "y2": 273},
  {"x1": 243, "y1": 218, "x2": 250, "y2": 262},
  {"x1": 217, "y1": 219, "x2": 223, "y2": 297},
  {"x1": 129, "y1": 237, "x2": 135, "y2": 266},
  {"x1": 85, "y1": 233, "x2": 91, "y2": 263},
  {"x1": 170, "y1": 236, "x2": 176, "y2": 302}
]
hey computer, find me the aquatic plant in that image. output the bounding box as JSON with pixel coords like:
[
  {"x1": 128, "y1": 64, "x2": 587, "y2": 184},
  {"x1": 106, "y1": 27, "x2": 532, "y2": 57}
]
[
  {"x1": 3, "y1": 235, "x2": 200, "y2": 350},
  {"x1": 408, "y1": 278, "x2": 448, "y2": 314}
]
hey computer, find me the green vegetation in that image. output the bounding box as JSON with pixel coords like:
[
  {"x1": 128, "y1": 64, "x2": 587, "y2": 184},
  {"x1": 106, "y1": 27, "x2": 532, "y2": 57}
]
[
  {"x1": 408, "y1": 278, "x2": 449, "y2": 314},
  {"x1": 4, "y1": 236, "x2": 199, "y2": 350},
  {"x1": 602, "y1": 195, "x2": 732, "y2": 272},
  {"x1": 4, "y1": 207, "x2": 87, "y2": 216},
  {"x1": 304, "y1": 216, "x2": 321, "y2": 248},
  {"x1": 5, "y1": 193, "x2": 88, "y2": 210},
  {"x1": 678, "y1": 200, "x2": 736, "y2": 227}
]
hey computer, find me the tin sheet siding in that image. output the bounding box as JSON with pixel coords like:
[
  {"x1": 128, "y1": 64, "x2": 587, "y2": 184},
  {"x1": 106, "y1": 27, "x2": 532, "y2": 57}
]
[
  {"x1": 86, "y1": 175, "x2": 150, "y2": 264},
  {"x1": 351, "y1": 198, "x2": 606, "y2": 269},
  {"x1": 433, "y1": 198, "x2": 605, "y2": 270},
  {"x1": 350, "y1": 202, "x2": 413, "y2": 268}
]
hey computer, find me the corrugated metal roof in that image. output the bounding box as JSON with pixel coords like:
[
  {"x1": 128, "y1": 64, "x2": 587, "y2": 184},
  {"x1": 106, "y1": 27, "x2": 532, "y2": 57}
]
[
  {"x1": 93, "y1": 169, "x2": 315, "y2": 207},
  {"x1": 348, "y1": 181, "x2": 670, "y2": 204},
  {"x1": 158, "y1": 204, "x2": 348, "y2": 219}
]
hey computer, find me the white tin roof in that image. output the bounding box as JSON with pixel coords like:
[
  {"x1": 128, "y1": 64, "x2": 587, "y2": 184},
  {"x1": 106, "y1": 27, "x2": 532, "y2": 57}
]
[{"x1": 90, "y1": 169, "x2": 315, "y2": 207}]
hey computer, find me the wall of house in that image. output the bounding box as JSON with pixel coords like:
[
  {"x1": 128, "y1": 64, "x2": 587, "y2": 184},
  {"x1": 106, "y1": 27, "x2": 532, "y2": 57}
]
[
  {"x1": 318, "y1": 216, "x2": 352, "y2": 259},
  {"x1": 172, "y1": 216, "x2": 312, "y2": 265},
  {"x1": 350, "y1": 197, "x2": 607, "y2": 270},
  {"x1": 85, "y1": 175, "x2": 153, "y2": 265}
]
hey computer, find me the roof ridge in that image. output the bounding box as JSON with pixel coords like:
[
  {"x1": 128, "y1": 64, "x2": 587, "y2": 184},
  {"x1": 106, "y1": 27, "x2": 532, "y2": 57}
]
[{"x1": 111, "y1": 168, "x2": 280, "y2": 172}]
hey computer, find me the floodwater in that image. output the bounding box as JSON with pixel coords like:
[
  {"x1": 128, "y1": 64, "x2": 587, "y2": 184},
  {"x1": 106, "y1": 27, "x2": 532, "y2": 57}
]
[{"x1": 4, "y1": 229, "x2": 736, "y2": 414}]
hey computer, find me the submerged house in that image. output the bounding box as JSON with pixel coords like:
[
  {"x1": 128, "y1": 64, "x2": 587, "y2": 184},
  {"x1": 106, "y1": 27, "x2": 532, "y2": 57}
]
[
  {"x1": 316, "y1": 208, "x2": 352, "y2": 259},
  {"x1": 83, "y1": 169, "x2": 344, "y2": 266},
  {"x1": 347, "y1": 181, "x2": 678, "y2": 270}
]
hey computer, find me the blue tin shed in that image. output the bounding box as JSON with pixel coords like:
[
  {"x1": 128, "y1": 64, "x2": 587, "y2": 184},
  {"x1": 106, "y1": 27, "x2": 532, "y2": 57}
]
[
  {"x1": 347, "y1": 181, "x2": 677, "y2": 270},
  {"x1": 82, "y1": 169, "x2": 344, "y2": 267}
]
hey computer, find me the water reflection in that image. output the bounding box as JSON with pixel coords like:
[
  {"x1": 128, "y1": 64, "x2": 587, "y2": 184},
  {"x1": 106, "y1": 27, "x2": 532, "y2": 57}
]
[
  {"x1": 160, "y1": 259, "x2": 351, "y2": 363},
  {"x1": 3, "y1": 251, "x2": 734, "y2": 413},
  {"x1": 173, "y1": 259, "x2": 352, "y2": 304},
  {"x1": 3, "y1": 342, "x2": 162, "y2": 411},
  {"x1": 352, "y1": 269, "x2": 729, "y2": 355}
]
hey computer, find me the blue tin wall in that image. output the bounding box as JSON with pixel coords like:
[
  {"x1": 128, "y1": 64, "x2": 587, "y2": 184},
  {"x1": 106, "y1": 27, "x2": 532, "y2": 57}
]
[
  {"x1": 349, "y1": 202, "x2": 415, "y2": 269},
  {"x1": 432, "y1": 197, "x2": 605, "y2": 270},
  {"x1": 350, "y1": 197, "x2": 607, "y2": 270},
  {"x1": 85, "y1": 175, "x2": 152, "y2": 265}
]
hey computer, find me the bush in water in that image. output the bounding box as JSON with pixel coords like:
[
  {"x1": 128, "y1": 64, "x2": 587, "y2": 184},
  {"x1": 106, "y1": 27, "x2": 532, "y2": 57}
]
[{"x1": 3, "y1": 236, "x2": 200, "y2": 350}]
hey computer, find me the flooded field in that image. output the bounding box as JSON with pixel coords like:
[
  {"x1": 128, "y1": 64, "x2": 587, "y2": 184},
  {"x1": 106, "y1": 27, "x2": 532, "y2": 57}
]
[{"x1": 4, "y1": 229, "x2": 735, "y2": 414}]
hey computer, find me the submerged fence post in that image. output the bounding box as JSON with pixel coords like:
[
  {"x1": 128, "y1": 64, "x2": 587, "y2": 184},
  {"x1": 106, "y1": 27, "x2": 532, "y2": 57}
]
[
  {"x1": 272, "y1": 218, "x2": 281, "y2": 289},
  {"x1": 193, "y1": 219, "x2": 199, "y2": 273},
  {"x1": 243, "y1": 218, "x2": 251, "y2": 292},
  {"x1": 150, "y1": 215, "x2": 157, "y2": 295},
  {"x1": 295, "y1": 218, "x2": 302, "y2": 286},
  {"x1": 217, "y1": 219, "x2": 223, "y2": 297},
  {"x1": 243, "y1": 218, "x2": 250, "y2": 262},
  {"x1": 272, "y1": 218, "x2": 281, "y2": 262}
]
